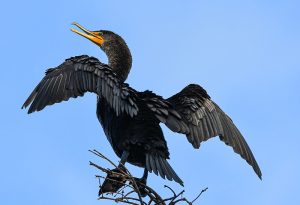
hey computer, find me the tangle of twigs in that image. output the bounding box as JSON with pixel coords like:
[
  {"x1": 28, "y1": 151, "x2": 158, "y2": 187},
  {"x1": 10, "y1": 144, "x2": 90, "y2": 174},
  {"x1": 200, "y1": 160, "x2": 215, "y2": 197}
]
[{"x1": 89, "y1": 150, "x2": 208, "y2": 205}]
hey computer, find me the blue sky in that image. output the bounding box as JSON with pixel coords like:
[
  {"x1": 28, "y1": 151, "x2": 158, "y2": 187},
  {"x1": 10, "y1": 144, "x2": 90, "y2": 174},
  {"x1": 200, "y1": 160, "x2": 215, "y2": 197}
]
[{"x1": 1, "y1": 0, "x2": 299, "y2": 204}]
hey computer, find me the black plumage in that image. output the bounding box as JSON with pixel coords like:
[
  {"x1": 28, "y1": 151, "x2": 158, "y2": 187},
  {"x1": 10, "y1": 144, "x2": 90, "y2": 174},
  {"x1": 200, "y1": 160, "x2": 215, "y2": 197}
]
[{"x1": 22, "y1": 23, "x2": 262, "y2": 189}]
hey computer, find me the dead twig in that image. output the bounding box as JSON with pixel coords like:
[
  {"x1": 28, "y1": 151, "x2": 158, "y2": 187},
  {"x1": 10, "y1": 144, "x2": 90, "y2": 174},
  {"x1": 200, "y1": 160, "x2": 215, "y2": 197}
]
[{"x1": 90, "y1": 150, "x2": 207, "y2": 204}]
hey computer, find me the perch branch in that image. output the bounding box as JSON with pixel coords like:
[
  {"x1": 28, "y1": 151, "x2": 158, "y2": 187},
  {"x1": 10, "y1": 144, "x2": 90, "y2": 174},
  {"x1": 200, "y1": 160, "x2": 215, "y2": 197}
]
[{"x1": 89, "y1": 150, "x2": 207, "y2": 204}]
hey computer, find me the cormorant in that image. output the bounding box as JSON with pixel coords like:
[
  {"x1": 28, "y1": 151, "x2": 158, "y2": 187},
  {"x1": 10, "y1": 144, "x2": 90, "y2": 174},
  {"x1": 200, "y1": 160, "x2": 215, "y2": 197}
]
[{"x1": 22, "y1": 22, "x2": 262, "y2": 190}]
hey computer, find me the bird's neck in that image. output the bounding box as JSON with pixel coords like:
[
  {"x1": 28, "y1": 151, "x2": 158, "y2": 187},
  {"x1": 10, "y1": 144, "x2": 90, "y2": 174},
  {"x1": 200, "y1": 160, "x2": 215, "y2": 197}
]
[{"x1": 105, "y1": 42, "x2": 132, "y2": 82}]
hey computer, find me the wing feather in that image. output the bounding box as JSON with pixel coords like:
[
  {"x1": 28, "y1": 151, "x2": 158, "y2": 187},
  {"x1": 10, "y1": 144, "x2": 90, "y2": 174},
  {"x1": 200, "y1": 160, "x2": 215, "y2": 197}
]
[
  {"x1": 22, "y1": 55, "x2": 138, "y2": 117},
  {"x1": 157, "y1": 84, "x2": 262, "y2": 179}
]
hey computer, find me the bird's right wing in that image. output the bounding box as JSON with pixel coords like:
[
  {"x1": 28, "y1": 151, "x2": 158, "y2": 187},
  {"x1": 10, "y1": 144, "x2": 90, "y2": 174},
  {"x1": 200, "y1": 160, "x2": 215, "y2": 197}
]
[{"x1": 22, "y1": 55, "x2": 138, "y2": 117}]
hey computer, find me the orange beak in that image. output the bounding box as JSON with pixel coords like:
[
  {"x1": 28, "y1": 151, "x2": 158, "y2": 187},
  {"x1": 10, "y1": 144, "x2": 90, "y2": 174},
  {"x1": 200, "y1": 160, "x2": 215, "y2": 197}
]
[{"x1": 71, "y1": 22, "x2": 104, "y2": 46}]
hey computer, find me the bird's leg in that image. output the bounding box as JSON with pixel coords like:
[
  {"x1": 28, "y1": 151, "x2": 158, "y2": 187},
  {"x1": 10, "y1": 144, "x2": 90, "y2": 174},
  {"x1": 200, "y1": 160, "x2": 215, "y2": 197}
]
[
  {"x1": 131, "y1": 168, "x2": 148, "y2": 197},
  {"x1": 140, "y1": 168, "x2": 148, "y2": 184},
  {"x1": 115, "y1": 150, "x2": 129, "y2": 174},
  {"x1": 99, "y1": 151, "x2": 130, "y2": 195},
  {"x1": 119, "y1": 150, "x2": 130, "y2": 167}
]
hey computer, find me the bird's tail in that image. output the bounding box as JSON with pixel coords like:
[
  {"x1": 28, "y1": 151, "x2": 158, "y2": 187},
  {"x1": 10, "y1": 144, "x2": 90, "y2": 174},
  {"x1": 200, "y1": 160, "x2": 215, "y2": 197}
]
[{"x1": 145, "y1": 153, "x2": 183, "y2": 186}]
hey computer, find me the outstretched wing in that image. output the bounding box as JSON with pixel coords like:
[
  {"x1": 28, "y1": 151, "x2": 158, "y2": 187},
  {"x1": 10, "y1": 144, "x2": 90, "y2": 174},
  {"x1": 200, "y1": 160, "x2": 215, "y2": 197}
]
[
  {"x1": 142, "y1": 84, "x2": 261, "y2": 179},
  {"x1": 22, "y1": 55, "x2": 138, "y2": 117},
  {"x1": 167, "y1": 84, "x2": 262, "y2": 179}
]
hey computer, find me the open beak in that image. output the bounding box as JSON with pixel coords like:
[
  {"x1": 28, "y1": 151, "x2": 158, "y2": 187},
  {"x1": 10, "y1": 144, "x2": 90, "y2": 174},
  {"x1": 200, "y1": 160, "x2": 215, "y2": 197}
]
[{"x1": 71, "y1": 22, "x2": 104, "y2": 46}]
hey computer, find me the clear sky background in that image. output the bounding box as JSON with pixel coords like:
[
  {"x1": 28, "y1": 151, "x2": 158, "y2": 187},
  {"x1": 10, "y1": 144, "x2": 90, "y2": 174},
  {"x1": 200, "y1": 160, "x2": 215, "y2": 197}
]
[{"x1": 1, "y1": 0, "x2": 299, "y2": 204}]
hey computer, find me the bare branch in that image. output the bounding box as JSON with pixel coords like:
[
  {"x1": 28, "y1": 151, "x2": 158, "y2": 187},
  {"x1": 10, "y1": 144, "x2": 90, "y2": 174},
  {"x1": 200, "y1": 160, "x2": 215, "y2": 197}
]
[
  {"x1": 90, "y1": 150, "x2": 207, "y2": 204},
  {"x1": 191, "y1": 187, "x2": 208, "y2": 204}
]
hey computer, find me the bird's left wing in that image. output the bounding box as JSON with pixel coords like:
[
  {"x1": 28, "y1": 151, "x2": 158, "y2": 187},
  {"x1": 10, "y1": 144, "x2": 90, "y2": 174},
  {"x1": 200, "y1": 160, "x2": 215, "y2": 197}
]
[
  {"x1": 22, "y1": 55, "x2": 138, "y2": 117},
  {"x1": 138, "y1": 90, "x2": 190, "y2": 135},
  {"x1": 141, "y1": 84, "x2": 261, "y2": 179}
]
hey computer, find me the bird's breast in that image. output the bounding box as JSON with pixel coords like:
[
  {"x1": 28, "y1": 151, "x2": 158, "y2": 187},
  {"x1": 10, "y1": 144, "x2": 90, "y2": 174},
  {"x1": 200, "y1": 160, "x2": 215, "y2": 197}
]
[{"x1": 96, "y1": 97, "x2": 170, "y2": 166}]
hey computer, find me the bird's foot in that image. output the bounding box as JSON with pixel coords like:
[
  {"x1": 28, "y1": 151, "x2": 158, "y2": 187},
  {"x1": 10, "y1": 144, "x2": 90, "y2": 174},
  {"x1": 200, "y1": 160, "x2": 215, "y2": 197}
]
[
  {"x1": 98, "y1": 167, "x2": 128, "y2": 196},
  {"x1": 130, "y1": 177, "x2": 147, "y2": 197}
]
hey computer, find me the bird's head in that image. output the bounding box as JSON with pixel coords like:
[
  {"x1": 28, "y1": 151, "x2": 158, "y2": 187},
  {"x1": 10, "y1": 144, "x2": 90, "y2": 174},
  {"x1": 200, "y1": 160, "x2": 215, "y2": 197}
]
[
  {"x1": 71, "y1": 22, "x2": 128, "y2": 55},
  {"x1": 70, "y1": 22, "x2": 132, "y2": 82}
]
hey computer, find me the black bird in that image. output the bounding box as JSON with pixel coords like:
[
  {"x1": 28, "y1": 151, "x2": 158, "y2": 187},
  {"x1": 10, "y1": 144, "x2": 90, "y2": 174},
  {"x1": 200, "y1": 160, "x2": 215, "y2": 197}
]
[{"x1": 22, "y1": 23, "x2": 262, "y2": 189}]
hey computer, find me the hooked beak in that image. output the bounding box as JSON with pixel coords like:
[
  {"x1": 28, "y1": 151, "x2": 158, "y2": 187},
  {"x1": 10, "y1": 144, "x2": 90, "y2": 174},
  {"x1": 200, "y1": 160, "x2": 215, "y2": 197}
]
[{"x1": 71, "y1": 22, "x2": 104, "y2": 46}]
